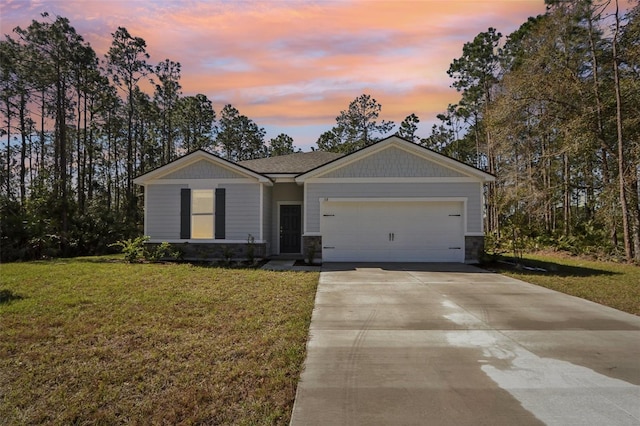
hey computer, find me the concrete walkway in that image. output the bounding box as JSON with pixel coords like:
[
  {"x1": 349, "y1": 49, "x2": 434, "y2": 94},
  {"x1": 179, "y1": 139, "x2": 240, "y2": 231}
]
[{"x1": 290, "y1": 263, "x2": 640, "y2": 426}]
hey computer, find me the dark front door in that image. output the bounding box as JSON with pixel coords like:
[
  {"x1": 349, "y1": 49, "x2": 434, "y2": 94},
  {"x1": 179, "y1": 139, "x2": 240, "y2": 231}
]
[{"x1": 280, "y1": 205, "x2": 301, "y2": 253}]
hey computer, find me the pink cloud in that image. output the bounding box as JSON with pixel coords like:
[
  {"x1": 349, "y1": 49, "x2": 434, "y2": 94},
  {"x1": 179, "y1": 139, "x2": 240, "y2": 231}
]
[{"x1": 2, "y1": 0, "x2": 555, "y2": 149}]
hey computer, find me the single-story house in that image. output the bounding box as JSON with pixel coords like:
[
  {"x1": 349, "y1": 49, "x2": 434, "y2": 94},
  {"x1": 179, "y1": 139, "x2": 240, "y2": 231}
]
[{"x1": 133, "y1": 135, "x2": 495, "y2": 263}]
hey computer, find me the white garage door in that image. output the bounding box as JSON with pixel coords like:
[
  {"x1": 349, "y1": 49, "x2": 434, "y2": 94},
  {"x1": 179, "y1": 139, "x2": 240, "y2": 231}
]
[{"x1": 321, "y1": 200, "x2": 464, "y2": 262}]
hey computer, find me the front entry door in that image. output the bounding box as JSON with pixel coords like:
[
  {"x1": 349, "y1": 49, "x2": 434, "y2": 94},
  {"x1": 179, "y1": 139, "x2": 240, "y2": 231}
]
[{"x1": 280, "y1": 205, "x2": 301, "y2": 253}]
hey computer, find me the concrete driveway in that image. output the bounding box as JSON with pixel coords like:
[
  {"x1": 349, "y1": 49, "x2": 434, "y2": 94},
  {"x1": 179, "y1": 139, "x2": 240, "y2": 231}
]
[{"x1": 290, "y1": 263, "x2": 640, "y2": 426}]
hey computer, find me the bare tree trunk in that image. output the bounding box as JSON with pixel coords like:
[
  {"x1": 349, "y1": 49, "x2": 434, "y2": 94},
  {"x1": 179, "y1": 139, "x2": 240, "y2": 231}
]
[
  {"x1": 602, "y1": 147, "x2": 618, "y2": 246},
  {"x1": 630, "y1": 175, "x2": 640, "y2": 262},
  {"x1": 5, "y1": 101, "x2": 10, "y2": 200},
  {"x1": 106, "y1": 116, "x2": 112, "y2": 211},
  {"x1": 541, "y1": 133, "x2": 552, "y2": 233},
  {"x1": 585, "y1": 18, "x2": 598, "y2": 223},
  {"x1": 612, "y1": 0, "x2": 632, "y2": 262},
  {"x1": 40, "y1": 88, "x2": 46, "y2": 175},
  {"x1": 76, "y1": 88, "x2": 83, "y2": 213},
  {"x1": 126, "y1": 88, "x2": 135, "y2": 218},
  {"x1": 28, "y1": 134, "x2": 34, "y2": 195},
  {"x1": 19, "y1": 92, "x2": 27, "y2": 208},
  {"x1": 86, "y1": 98, "x2": 93, "y2": 203},
  {"x1": 487, "y1": 131, "x2": 499, "y2": 236},
  {"x1": 58, "y1": 78, "x2": 68, "y2": 238},
  {"x1": 87, "y1": 125, "x2": 94, "y2": 202},
  {"x1": 81, "y1": 88, "x2": 88, "y2": 212},
  {"x1": 563, "y1": 153, "x2": 570, "y2": 236}
]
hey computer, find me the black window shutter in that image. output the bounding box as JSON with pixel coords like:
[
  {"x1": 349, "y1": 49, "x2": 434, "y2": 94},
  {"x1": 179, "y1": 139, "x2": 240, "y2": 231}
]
[
  {"x1": 215, "y1": 188, "x2": 226, "y2": 239},
  {"x1": 180, "y1": 188, "x2": 191, "y2": 239}
]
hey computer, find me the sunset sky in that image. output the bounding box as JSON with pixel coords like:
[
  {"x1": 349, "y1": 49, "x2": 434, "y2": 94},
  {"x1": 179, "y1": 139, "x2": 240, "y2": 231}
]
[{"x1": 1, "y1": 0, "x2": 548, "y2": 150}]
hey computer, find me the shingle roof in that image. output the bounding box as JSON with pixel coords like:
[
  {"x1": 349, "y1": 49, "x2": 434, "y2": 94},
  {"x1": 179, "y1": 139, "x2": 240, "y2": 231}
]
[{"x1": 238, "y1": 151, "x2": 344, "y2": 174}]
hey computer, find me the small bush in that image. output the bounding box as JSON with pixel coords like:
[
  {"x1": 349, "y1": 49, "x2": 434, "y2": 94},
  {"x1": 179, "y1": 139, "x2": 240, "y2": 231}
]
[
  {"x1": 109, "y1": 236, "x2": 150, "y2": 263},
  {"x1": 144, "y1": 241, "x2": 181, "y2": 262},
  {"x1": 220, "y1": 245, "x2": 234, "y2": 265},
  {"x1": 109, "y1": 237, "x2": 182, "y2": 263}
]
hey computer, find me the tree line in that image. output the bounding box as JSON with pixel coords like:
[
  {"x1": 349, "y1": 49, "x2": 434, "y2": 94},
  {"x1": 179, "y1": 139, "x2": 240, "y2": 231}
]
[
  {"x1": 0, "y1": 14, "x2": 297, "y2": 261},
  {"x1": 2, "y1": 1, "x2": 639, "y2": 263},
  {"x1": 432, "y1": 0, "x2": 639, "y2": 263}
]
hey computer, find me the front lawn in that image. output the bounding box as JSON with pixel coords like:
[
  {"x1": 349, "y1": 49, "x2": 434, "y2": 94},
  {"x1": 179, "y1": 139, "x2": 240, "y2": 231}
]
[
  {"x1": 485, "y1": 252, "x2": 640, "y2": 316},
  {"x1": 0, "y1": 257, "x2": 318, "y2": 424}
]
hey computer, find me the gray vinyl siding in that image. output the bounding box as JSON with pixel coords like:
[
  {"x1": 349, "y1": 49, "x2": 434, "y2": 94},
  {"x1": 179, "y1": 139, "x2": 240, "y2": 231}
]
[
  {"x1": 262, "y1": 185, "x2": 272, "y2": 252},
  {"x1": 221, "y1": 183, "x2": 261, "y2": 240},
  {"x1": 146, "y1": 184, "x2": 186, "y2": 239},
  {"x1": 160, "y1": 159, "x2": 248, "y2": 179},
  {"x1": 305, "y1": 182, "x2": 483, "y2": 234},
  {"x1": 319, "y1": 147, "x2": 465, "y2": 178},
  {"x1": 145, "y1": 182, "x2": 262, "y2": 241}
]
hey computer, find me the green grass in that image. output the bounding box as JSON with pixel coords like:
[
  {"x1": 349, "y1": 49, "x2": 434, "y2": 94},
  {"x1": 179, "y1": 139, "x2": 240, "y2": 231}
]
[
  {"x1": 0, "y1": 256, "x2": 319, "y2": 425},
  {"x1": 486, "y1": 252, "x2": 640, "y2": 316}
]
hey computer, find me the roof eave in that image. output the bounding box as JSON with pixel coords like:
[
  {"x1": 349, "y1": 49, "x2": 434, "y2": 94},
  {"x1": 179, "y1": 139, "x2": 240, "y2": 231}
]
[
  {"x1": 133, "y1": 149, "x2": 273, "y2": 185},
  {"x1": 295, "y1": 135, "x2": 496, "y2": 183}
]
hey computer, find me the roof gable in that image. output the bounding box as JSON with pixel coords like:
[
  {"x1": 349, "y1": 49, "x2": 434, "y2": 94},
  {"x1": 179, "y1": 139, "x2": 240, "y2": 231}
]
[
  {"x1": 133, "y1": 150, "x2": 272, "y2": 185},
  {"x1": 160, "y1": 159, "x2": 247, "y2": 179},
  {"x1": 318, "y1": 146, "x2": 465, "y2": 178},
  {"x1": 296, "y1": 135, "x2": 495, "y2": 182},
  {"x1": 237, "y1": 151, "x2": 344, "y2": 174}
]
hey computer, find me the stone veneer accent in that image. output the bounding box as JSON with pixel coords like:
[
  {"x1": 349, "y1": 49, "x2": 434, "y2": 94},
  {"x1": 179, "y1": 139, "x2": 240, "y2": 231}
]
[
  {"x1": 302, "y1": 236, "x2": 322, "y2": 263},
  {"x1": 146, "y1": 242, "x2": 266, "y2": 261},
  {"x1": 465, "y1": 236, "x2": 484, "y2": 263}
]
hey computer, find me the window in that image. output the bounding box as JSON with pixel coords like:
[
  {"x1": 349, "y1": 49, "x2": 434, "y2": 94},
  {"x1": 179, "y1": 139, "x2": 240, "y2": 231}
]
[{"x1": 191, "y1": 189, "x2": 214, "y2": 239}]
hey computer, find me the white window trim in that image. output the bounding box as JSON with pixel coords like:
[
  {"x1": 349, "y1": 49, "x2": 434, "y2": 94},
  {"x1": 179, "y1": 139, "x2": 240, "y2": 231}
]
[{"x1": 191, "y1": 189, "x2": 215, "y2": 239}]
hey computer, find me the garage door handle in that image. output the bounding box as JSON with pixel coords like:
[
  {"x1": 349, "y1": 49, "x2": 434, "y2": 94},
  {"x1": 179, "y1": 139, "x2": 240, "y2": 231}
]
[
  {"x1": 323, "y1": 246, "x2": 335, "y2": 249},
  {"x1": 449, "y1": 247, "x2": 461, "y2": 250}
]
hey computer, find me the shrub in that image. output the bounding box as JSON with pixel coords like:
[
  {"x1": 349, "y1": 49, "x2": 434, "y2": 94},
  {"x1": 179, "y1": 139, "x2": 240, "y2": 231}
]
[
  {"x1": 144, "y1": 241, "x2": 181, "y2": 262},
  {"x1": 109, "y1": 237, "x2": 183, "y2": 263},
  {"x1": 220, "y1": 245, "x2": 234, "y2": 266},
  {"x1": 109, "y1": 236, "x2": 149, "y2": 263}
]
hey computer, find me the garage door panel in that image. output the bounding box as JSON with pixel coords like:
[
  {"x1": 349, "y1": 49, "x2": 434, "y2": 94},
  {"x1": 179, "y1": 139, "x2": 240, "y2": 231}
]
[
  {"x1": 326, "y1": 248, "x2": 463, "y2": 262},
  {"x1": 321, "y1": 201, "x2": 464, "y2": 262}
]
